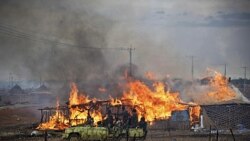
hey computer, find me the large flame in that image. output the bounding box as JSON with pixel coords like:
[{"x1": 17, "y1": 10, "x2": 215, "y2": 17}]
[
  {"x1": 207, "y1": 70, "x2": 236, "y2": 102},
  {"x1": 37, "y1": 75, "x2": 205, "y2": 130},
  {"x1": 122, "y1": 79, "x2": 194, "y2": 123},
  {"x1": 36, "y1": 100, "x2": 69, "y2": 130},
  {"x1": 36, "y1": 69, "x2": 242, "y2": 131},
  {"x1": 69, "y1": 83, "x2": 102, "y2": 126},
  {"x1": 37, "y1": 80, "x2": 201, "y2": 130}
]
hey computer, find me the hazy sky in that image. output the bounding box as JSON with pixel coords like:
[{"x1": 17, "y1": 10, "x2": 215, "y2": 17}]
[{"x1": 0, "y1": 0, "x2": 250, "y2": 82}]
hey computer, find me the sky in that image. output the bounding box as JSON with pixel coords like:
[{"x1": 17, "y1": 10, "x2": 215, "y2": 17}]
[{"x1": 0, "y1": 0, "x2": 250, "y2": 83}]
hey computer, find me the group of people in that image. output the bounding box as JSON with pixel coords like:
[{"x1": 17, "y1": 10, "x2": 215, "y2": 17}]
[
  {"x1": 103, "y1": 106, "x2": 147, "y2": 133},
  {"x1": 85, "y1": 105, "x2": 147, "y2": 135}
]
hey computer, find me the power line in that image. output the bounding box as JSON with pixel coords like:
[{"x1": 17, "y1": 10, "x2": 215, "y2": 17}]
[
  {"x1": 0, "y1": 23, "x2": 55, "y2": 45},
  {"x1": 0, "y1": 23, "x2": 137, "y2": 76},
  {"x1": 0, "y1": 23, "x2": 133, "y2": 51}
]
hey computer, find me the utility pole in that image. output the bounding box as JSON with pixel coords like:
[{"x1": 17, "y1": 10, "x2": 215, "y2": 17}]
[
  {"x1": 11, "y1": 74, "x2": 14, "y2": 87},
  {"x1": 9, "y1": 72, "x2": 14, "y2": 88},
  {"x1": 241, "y1": 66, "x2": 247, "y2": 93},
  {"x1": 224, "y1": 64, "x2": 227, "y2": 77},
  {"x1": 8, "y1": 73, "x2": 11, "y2": 88},
  {"x1": 68, "y1": 46, "x2": 136, "y2": 78},
  {"x1": 39, "y1": 74, "x2": 42, "y2": 87},
  {"x1": 121, "y1": 47, "x2": 135, "y2": 77},
  {"x1": 187, "y1": 56, "x2": 195, "y2": 80}
]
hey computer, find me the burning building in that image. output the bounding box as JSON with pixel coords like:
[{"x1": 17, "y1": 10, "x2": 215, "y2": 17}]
[
  {"x1": 36, "y1": 80, "x2": 201, "y2": 131},
  {"x1": 36, "y1": 70, "x2": 249, "y2": 133}
]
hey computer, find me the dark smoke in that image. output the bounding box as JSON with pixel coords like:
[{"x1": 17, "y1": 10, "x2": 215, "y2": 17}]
[
  {"x1": 0, "y1": 0, "x2": 250, "y2": 89},
  {"x1": 0, "y1": 0, "x2": 113, "y2": 85}
]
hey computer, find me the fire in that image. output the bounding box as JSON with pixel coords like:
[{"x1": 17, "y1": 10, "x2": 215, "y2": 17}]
[
  {"x1": 109, "y1": 96, "x2": 122, "y2": 106},
  {"x1": 207, "y1": 70, "x2": 236, "y2": 102},
  {"x1": 36, "y1": 100, "x2": 69, "y2": 130},
  {"x1": 189, "y1": 106, "x2": 201, "y2": 126},
  {"x1": 37, "y1": 75, "x2": 204, "y2": 130},
  {"x1": 69, "y1": 83, "x2": 90, "y2": 105},
  {"x1": 122, "y1": 79, "x2": 190, "y2": 122},
  {"x1": 69, "y1": 83, "x2": 102, "y2": 126}
]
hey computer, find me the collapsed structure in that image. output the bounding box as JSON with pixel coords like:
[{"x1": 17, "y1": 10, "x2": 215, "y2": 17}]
[{"x1": 36, "y1": 70, "x2": 250, "y2": 132}]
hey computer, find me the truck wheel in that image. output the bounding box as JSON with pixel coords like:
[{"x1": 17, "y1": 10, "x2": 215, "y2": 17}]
[{"x1": 68, "y1": 133, "x2": 80, "y2": 141}]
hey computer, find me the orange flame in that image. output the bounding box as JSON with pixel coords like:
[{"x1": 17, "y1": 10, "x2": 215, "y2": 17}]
[
  {"x1": 37, "y1": 100, "x2": 69, "y2": 130},
  {"x1": 38, "y1": 72, "x2": 207, "y2": 130},
  {"x1": 189, "y1": 106, "x2": 201, "y2": 126},
  {"x1": 122, "y1": 80, "x2": 190, "y2": 122},
  {"x1": 69, "y1": 83, "x2": 102, "y2": 126},
  {"x1": 207, "y1": 70, "x2": 236, "y2": 102},
  {"x1": 109, "y1": 96, "x2": 122, "y2": 106}
]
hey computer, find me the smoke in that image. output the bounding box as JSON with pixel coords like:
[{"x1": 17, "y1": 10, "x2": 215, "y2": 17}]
[
  {"x1": 0, "y1": 0, "x2": 115, "y2": 84},
  {"x1": 0, "y1": 0, "x2": 250, "y2": 88},
  {"x1": 169, "y1": 76, "x2": 250, "y2": 105}
]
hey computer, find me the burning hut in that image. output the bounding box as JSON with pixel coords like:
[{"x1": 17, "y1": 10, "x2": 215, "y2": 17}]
[
  {"x1": 36, "y1": 70, "x2": 250, "y2": 134},
  {"x1": 197, "y1": 71, "x2": 250, "y2": 130}
]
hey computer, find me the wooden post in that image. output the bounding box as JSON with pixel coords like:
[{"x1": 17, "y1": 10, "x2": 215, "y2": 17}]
[
  {"x1": 40, "y1": 109, "x2": 44, "y2": 123},
  {"x1": 216, "y1": 130, "x2": 219, "y2": 141},
  {"x1": 209, "y1": 125, "x2": 211, "y2": 141},
  {"x1": 230, "y1": 128, "x2": 236, "y2": 141},
  {"x1": 44, "y1": 130, "x2": 48, "y2": 141},
  {"x1": 126, "y1": 130, "x2": 129, "y2": 141},
  {"x1": 133, "y1": 134, "x2": 136, "y2": 141}
]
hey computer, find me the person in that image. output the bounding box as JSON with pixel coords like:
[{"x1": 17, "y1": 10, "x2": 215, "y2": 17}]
[
  {"x1": 121, "y1": 106, "x2": 130, "y2": 126},
  {"x1": 106, "y1": 109, "x2": 114, "y2": 128},
  {"x1": 114, "y1": 117, "x2": 122, "y2": 127},
  {"x1": 130, "y1": 108, "x2": 138, "y2": 128},
  {"x1": 138, "y1": 116, "x2": 147, "y2": 138},
  {"x1": 86, "y1": 111, "x2": 94, "y2": 126}
]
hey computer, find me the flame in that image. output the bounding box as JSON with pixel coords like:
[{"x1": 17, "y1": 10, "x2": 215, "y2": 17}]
[
  {"x1": 37, "y1": 73, "x2": 207, "y2": 130},
  {"x1": 69, "y1": 83, "x2": 102, "y2": 126},
  {"x1": 207, "y1": 70, "x2": 236, "y2": 102},
  {"x1": 109, "y1": 96, "x2": 122, "y2": 106},
  {"x1": 122, "y1": 80, "x2": 189, "y2": 122},
  {"x1": 37, "y1": 100, "x2": 69, "y2": 130},
  {"x1": 69, "y1": 83, "x2": 90, "y2": 105},
  {"x1": 189, "y1": 106, "x2": 201, "y2": 126}
]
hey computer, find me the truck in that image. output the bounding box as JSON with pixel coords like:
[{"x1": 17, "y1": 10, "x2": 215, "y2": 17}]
[{"x1": 62, "y1": 102, "x2": 147, "y2": 141}]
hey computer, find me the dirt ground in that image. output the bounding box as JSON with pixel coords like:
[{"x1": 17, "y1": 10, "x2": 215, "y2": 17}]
[
  {"x1": 1, "y1": 133, "x2": 250, "y2": 141},
  {"x1": 0, "y1": 106, "x2": 40, "y2": 127}
]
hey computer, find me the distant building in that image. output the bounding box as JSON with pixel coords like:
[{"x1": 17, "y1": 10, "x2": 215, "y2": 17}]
[
  {"x1": 36, "y1": 84, "x2": 49, "y2": 92},
  {"x1": 9, "y1": 84, "x2": 25, "y2": 94},
  {"x1": 30, "y1": 84, "x2": 51, "y2": 95}
]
